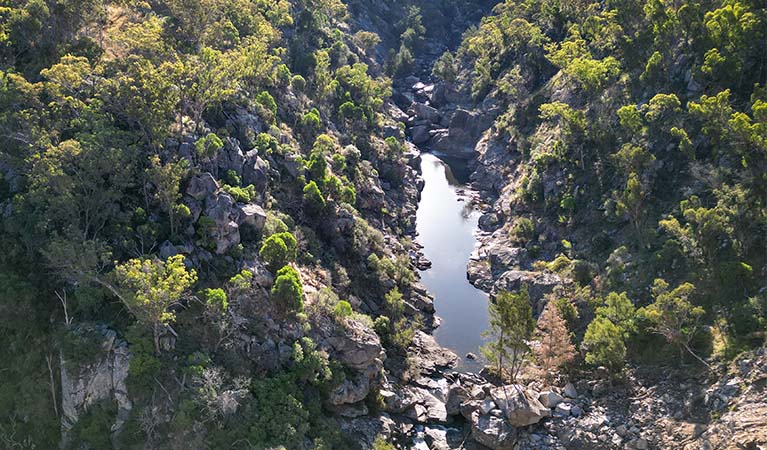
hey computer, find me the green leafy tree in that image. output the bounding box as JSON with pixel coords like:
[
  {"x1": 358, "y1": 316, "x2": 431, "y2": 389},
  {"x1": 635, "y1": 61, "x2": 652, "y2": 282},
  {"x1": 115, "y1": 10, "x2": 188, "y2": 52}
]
[
  {"x1": 583, "y1": 316, "x2": 626, "y2": 373},
  {"x1": 259, "y1": 232, "x2": 297, "y2": 271},
  {"x1": 147, "y1": 155, "x2": 189, "y2": 237},
  {"x1": 271, "y1": 266, "x2": 303, "y2": 312},
  {"x1": 303, "y1": 181, "x2": 326, "y2": 215},
  {"x1": 640, "y1": 280, "x2": 708, "y2": 367},
  {"x1": 481, "y1": 287, "x2": 535, "y2": 381},
  {"x1": 113, "y1": 255, "x2": 197, "y2": 352}
]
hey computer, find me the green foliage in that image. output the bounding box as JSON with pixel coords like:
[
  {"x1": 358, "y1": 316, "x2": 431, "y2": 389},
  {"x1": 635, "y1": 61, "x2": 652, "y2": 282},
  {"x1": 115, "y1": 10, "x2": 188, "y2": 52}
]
[
  {"x1": 300, "y1": 108, "x2": 323, "y2": 139},
  {"x1": 303, "y1": 180, "x2": 326, "y2": 215},
  {"x1": 200, "y1": 288, "x2": 228, "y2": 314},
  {"x1": 481, "y1": 287, "x2": 535, "y2": 380},
  {"x1": 256, "y1": 90, "x2": 278, "y2": 123},
  {"x1": 259, "y1": 232, "x2": 297, "y2": 271},
  {"x1": 433, "y1": 51, "x2": 458, "y2": 83},
  {"x1": 639, "y1": 279, "x2": 707, "y2": 365},
  {"x1": 583, "y1": 316, "x2": 627, "y2": 373},
  {"x1": 333, "y1": 300, "x2": 353, "y2": 320},
  {"x1": 373, "y1": 436, "x2": 396, "y2": 450},
  {"x1": 221, "y1": 183, "x2": 257, "y2": 203},
  {"x1": 114, "y1": 255, "x2": 197, "y2": 350},
  {"x1": 584, "y1": 292, "x2": 636, "y2": 373},
  {"x1": 271, "y1": 266, "x2": 304, "y2": 312},
  {"x1": 291, "y1": 74, "x2": 306, "y2": 92},
  {"x1": 195, "y1": 133, "x2": 224, "y2": 159}
]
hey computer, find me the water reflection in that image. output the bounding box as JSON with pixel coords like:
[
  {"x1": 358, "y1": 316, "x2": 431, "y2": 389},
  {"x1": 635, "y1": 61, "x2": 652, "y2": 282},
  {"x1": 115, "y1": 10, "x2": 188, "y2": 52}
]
[{"x1": 416, "y1": 152, "x2": 489, "y2": 371}]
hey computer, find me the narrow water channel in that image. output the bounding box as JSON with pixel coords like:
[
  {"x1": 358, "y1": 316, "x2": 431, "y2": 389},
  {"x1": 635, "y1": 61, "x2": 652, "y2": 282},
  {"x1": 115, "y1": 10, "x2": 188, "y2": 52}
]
[{"x1": 416, "y1": 152, "x2": 489, "y2": 371}]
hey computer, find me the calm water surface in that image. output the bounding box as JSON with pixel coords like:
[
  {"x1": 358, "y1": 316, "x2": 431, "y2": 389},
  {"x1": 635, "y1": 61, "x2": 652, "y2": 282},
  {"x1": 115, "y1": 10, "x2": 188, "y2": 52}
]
[{"x1": 416, "y1": 152, "x2": 489, "y2": 371}]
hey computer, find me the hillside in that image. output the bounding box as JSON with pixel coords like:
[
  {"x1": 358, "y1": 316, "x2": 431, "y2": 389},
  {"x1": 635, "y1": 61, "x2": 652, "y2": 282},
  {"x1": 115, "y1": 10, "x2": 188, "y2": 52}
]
[{"x1": 0, "y1": 0, "x2": 766, "y2": 449}]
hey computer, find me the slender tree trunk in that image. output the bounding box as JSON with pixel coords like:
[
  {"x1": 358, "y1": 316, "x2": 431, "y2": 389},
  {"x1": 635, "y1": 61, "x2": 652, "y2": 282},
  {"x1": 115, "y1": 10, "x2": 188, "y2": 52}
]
[
  {"x1": 46, "y1": 354, "x2": 58, "y2": 419},
  {"x1": 683, "y1": 342, "x2": 711, "y2": 369}
]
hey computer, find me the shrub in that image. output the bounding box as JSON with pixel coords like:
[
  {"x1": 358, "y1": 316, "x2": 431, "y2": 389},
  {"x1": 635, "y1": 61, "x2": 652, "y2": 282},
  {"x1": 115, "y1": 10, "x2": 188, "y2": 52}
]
[
  {"x1": 254, "y1": 132, "x2": 278, "y2": 155},
  {"x1": 199, "y1": 288, "x2": 228, "y2": 314},
  {"x1": 221, "y1": 184, "x2": 256, "y2": 203},
  {"x1": 259, "y1": 232, "x2": 297, "y2": 271},
  {"x1": 583, "y1": 316, "x2": 626, "y2": 373},
  {"x1": 195, "y1": 133, "x2": 224, "y2": 159},
  {"x1": 300, "y1": 108, "x2": 322, "y2": 138},
  {"x1": 303, "y1": 181, "x2": 326, "y2": 215},
  {"x1": 263, "y1": 211, "x2": 289, "y2": 237},
  {"x1": 256, "y1": 91, "x2": 278, "y2": 123},
  {"x1": 510, "y1": 217, "x2": 535, "y2": 243},
  {"x1": 333, "y1": 300, "x2": 353, "y2": 320},
  {"x1": 271, "y1": 266, "x2": 303, "y2": 312},
  {"x1": 228, "y1": 269, "x2": 253, "y2": 293},
  {"x1": 291, "y1": 74, "x2": 306, "y2": 92}
]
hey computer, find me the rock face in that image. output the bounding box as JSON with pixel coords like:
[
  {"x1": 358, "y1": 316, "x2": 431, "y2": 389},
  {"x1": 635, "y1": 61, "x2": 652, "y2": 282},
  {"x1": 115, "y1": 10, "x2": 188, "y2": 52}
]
[
  {"x1": 60, "y1": 326, "x2": 132, "y2": 445},
  {"x1": 312, "y1": 319, "x2": 385, "y2": 410},
  {"x1": 492, "y1": 271, "x2": 562, "y2": 314}
]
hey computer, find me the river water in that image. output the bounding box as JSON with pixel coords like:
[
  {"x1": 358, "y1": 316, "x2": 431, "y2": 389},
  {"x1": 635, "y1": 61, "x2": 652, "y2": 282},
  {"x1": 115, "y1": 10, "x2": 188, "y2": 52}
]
[{"x1": 416, "y1": 152, "x2": 489, "y2": 371}]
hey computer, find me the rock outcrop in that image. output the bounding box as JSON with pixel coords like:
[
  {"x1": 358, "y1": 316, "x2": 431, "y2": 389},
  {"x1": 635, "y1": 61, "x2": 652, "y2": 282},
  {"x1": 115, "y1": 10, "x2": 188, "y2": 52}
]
[{"x1": 60, "y1": 326, "x2": 132, "y2": 446}]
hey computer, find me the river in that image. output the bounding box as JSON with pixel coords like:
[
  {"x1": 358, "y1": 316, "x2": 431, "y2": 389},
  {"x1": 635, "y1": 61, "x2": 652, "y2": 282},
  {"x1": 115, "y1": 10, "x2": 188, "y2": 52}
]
[{"x1": 416, "y1": 152, "x2": 489, "y2": 371}]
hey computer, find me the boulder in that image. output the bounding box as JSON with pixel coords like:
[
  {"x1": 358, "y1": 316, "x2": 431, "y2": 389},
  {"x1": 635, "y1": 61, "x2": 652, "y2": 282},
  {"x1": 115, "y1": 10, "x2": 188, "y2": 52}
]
[
  {"x1": 320, "y1": 319, "x2": 384, "y2": 371},
  {"x1": 410, "y1": 125, "x2": 431, "y2": 144},
  {"x1": 471, "y1": 412, "x2": 518, "y2": 450},
  {"x1": 409, "y1": 103, "x2": 440, "y2": 123},
  {"x1": 539, "y1": 390, "x2": 565, "y2": 408},
  {"x1": 383, "y1": 124, "x2": 405, "y2": 139},
  {"x1": 490, "y1": 385, "x2": 550, "y2": 427},
  {"x1": 187, "y1": 173, "x2": 219, "y2": 200},
  {"x1": 212, "y1": 220, "x2": 240, "y2": 255},
  {"x1": 236, "y1": 204, "x2": 266, "y2": 231},
  {"x1": 217, "y1": 138, "x2": 246, "y2": 176},
  {"x1": 242, "y1": 155, "x2": 269, "y2": 195},
  {"x1": 563, "y1": 382, "x2": 578, "y2": 398},
  {"x1": 446, "y1": 384, "x2": 470, "y2": 416},
  {"x1": 554, "y1": 402, "x2": 572, "y2": 417},
  {"x1": 328, "y1": 366, "x2": 378, "y2": 406}
]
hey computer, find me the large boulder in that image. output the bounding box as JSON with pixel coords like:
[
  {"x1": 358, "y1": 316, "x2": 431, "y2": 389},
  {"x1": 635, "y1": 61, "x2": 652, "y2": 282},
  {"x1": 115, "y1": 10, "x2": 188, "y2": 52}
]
[
  {"x1": 408, "y1": 102, "x2": 440, "y2": 123},
  {"x1": 328, "y1": 364, "x2": 379, "y2": 406},
  {"x1": 490, "y1": 385, "x2": 550, "y2": 427},
  {"x1": 410, "y1": 125, "x2": 431, "y2": 144},
  {"x1": 187, "y1": 173, "x2": 219, "y2": 200},
  {"x1": 313, "y1": 319, "x2": 385, "y2": 408},
  {"x1": 60, "y1": 326, "x2": 132, "y2": 445},
  {"x1": 217, "y1": 138, "x2": 246, "y2": 176},
  {"x1": 203, "y1": 192, "x2": 241, "y2": 254},
  {"x1": 471, "y1": 412, "x2": 518, "y2": 450},
  {"x1": 236, "y1": 203, "x2": 266, "y2": 231},
  {"x1": 242, "y1": 154, "x2": 269, "y2": 196}
]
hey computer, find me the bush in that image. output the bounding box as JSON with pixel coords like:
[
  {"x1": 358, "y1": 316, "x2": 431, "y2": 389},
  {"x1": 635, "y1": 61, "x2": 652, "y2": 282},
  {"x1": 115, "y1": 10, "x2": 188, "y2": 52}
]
[
  {"x1": 256, "y1": 91, "x2": 278, "y2": 123},
  {"x1": 271, "y1": 266, "x2": 303, "y2": 312},
  {"x1": 254, "y1": 132, "x2": 278, "y2": 155},
  {"x1": 510, "y1": 217, "x2": 535, "y2": 243},
  {"x1": 333, "y1": 300, "x2": 353, "y2": 320},
  {"x1": 195, "y1": 133, "x2": 224, "y2": 159},
  {"x1": 583, "y1": 316, "x2": 626, "y2": 373},
  {"x1": 291, "y1": 75, "x2": 306, "y2": 92},
  {"x1": 199, "y1": 288, "x2": 228, "y2": 314},
  {"x1": 221, "y1": 184, "x2": 256, "y2": 203},
  {"x1": 300, "y1": 108, "x2": 322, "y2": 139},
  {"x1": 259, "y1": 232, "x2": 297, "y2": 271},
  {"x1": 303, "y1": 181, "x2": 326, "y2": 215}
]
